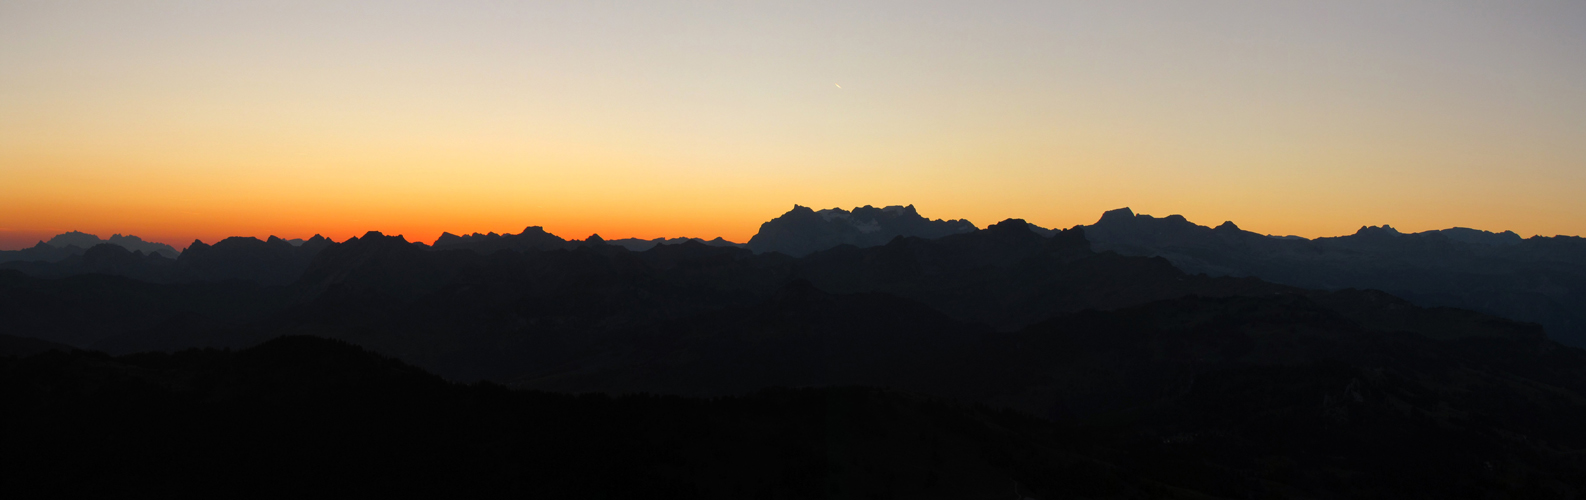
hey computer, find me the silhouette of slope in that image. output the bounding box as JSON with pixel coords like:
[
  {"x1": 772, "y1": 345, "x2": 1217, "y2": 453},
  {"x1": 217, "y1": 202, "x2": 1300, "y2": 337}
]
[
  {"x1": 748, "y1": 204, "x2": 977, "y2": 257},
  {"x1": 1079, "y1": 207, "x2": 1586, "y2": 346}
]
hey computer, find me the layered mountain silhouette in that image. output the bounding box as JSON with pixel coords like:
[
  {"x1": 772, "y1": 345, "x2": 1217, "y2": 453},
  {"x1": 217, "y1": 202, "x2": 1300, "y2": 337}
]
[
  {"x1": 1079, "y1": 207, "x2": 1586, "y2": 346},
  {"x1": 0, "y1": 241, "x2": 98, "y2": 264},
  {"x1": 0, "y1": 230, "x2": 181, "y2": 263},
  {"x1": 5, "y1": 205, "x2": 1586, "y2": 496},
  {"x1": 1, "y1": 234, "x2": 332, "y2": 285},
  {"x1": 748, "y1": 204, "x2": 977, "y2": 257},
  {"x1": 47, "y1": 230, "x2": 179, "y2": 258},
  {"x1": 604, "y1": 236, "x2": 746, "y2": 252},
  {"x1": 432, "y1": 226, "x2": 745, "y2": 253}
]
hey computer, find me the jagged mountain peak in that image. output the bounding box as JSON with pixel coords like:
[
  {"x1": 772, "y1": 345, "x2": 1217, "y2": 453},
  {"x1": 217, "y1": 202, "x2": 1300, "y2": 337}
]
[
  {"x1": 432, "y1": 225, "x2": 568, "y2": 252},
  {"x1": 986, "y1": 218, "x2": 1035, "y2": 234},
  {"x1": 1354, "y1": 225, "x2": 1402, "y2": 237},
  {"x1": 748, "y1": 204, "x2": 978, "y2": 257},
  {"x1": 41, "y1": 230, "x2": 178, "y2": 258},
  {"x1": 1096, "y1": 207, "x2": 1135, "y2": 224},
  {"x1": 45, "y1": 230, "x2": 104, "y2": 249}
]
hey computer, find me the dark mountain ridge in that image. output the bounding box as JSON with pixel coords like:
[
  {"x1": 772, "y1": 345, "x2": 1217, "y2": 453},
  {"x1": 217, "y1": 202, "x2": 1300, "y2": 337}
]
[
  {"x1": 1079, "y1": 207, "x2": 1586, "y2": 346},
  {"x1": 605, "y1": 236, "x2": 746, "y2": 252},
  {"x1": 1, "y1": 235, "x2": 332, "y2": 285},
  {"x1": 2, "y1": 220, "x2": 1287, "y2": 381},
  {"x1": 748, "y1": 204, "x2": 978, "y2": 257},
  {"x1": 4, "y1": 205, "x2": 1581, "y2": 351},
  {"x1": 6, "y1": 210, "x2": 1586, "y2": 497},
  {"x1": 0, "y1": 230, "x2": 181, "y2": 263}
]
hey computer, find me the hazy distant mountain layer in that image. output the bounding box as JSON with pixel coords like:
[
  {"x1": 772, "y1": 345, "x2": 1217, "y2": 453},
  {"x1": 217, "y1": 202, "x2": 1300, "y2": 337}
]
[
  {"x1": 0, "y1": 218, "x2": 1523, "y2": 390},
  {"x1": 0, "y1": 220, "x2": 1276, "y2": 377},
  {"x1": 0, "y1": 242, "x2": 83, "y2": 264},
  {"x1": 45, "y1": 230, "x2": 180, "y2": 258},
  {"x1": 747, "y1": 204, "x2": 977, "y2": 257},
  {"x1": 1, "y1": 235, "x2": 333, "y2": 286},
  {"x1": 432, "y1": 226, "x2": 745, "y2": 253},
  {"x1": 604, "y1": 236, "x2": 745, "y2": 252},
  {"x1": 0, "y1": 230, "x2": 181, "y2": 263},
  {"x1": 5, "y1": 206, "x2": 1583, "y2": 352},
  {"x1": 1080, "y1": 207, "x2": 1586, "y2": 346}
]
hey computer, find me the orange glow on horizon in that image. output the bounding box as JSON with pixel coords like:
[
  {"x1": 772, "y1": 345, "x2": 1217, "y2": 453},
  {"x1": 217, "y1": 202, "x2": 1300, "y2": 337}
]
[{"x1": 3, "y1": 2, "x2": 1583, "y2": 251}]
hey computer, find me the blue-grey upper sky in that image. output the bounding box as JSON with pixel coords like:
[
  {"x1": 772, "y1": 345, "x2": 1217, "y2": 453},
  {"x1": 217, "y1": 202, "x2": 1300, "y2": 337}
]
[{"x1": 2, "y1": 1, "x2": 1583, "y2": 247}]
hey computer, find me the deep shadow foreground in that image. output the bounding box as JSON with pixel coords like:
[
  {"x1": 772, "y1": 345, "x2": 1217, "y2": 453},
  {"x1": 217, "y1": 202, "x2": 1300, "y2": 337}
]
[{"x1": 6, "y1": 336, "x2": 1586, "y2": 499}]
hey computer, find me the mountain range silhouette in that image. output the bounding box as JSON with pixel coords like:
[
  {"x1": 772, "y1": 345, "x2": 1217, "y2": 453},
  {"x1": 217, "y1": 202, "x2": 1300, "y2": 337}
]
[
  {"x1": 4, "y1": 204, "x2": 1586, "y2": 497},
  {"x1": 748, "y1": 204, "x2": 977, "y2": 257},
  {"x1": 1078, "y1": 207, "x2": 1586, "y2": 347}
]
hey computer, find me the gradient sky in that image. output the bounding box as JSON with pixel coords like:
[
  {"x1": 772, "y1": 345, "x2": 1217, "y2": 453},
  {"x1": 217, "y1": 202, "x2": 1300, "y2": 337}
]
[{"x1": 3, "y1": 1, "x2": 1583, "y2": 250}]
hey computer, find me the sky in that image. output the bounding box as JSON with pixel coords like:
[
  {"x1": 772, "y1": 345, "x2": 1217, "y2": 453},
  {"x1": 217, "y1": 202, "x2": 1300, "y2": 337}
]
[{"x1": 2, "y1": 1, "x2": 1583, "y2": 250}]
